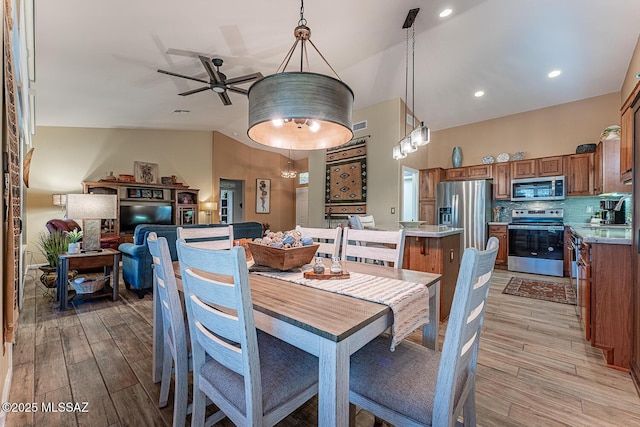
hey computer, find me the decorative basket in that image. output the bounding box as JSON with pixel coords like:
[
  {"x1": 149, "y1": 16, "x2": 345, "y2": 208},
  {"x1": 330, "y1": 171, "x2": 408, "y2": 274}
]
[
  {"x1": 69, "y1": 276, "x2": 107, "y2": 294},
  {"x1": 247, "y1": 243, "x2": 319, "y2": 271}
]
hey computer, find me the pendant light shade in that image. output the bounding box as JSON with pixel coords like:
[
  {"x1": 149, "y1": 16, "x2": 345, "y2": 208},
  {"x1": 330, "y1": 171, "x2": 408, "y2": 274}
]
[
  {"x1": 400, "y1": 136, "x2": 417, "y2": 153},
  {"x1": 248, "y1": 72, "x2": 353, "y2": 150},
  {"x1": 392, "y1": 144, "x2": 407, "y2": 160},
  {"x1": 411, "y1": 122, "x2": 430, "y2": 146},
  {"x1": 247, "y1": 0, "x2": 354, "y2": 150}
]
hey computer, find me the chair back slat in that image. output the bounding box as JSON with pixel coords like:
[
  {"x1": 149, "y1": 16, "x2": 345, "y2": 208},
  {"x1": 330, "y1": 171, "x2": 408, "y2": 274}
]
[
  {"x1": 295, "y1": 225, "x2": 342, "y2": 258},
  {"x1": 341, "y1": 228, "x2": 405, "y2": 268},
  {"x1": 177, "y1": 225, "x2": 234, "y2": 250},
  {"x1": 433, "y1": 237, "x2": 499, "y2": 426}
]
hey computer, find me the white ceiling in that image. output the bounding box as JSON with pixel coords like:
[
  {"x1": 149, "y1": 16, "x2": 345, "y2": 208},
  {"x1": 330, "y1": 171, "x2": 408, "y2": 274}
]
[{"x1": 34, "y1": 0, "x2": 640, "y2": 160}]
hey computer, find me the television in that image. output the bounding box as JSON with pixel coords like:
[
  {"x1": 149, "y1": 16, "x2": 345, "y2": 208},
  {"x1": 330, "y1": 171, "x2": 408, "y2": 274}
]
[{"x1": 120, "y1": 204, "x2": 173, "y2": 233}]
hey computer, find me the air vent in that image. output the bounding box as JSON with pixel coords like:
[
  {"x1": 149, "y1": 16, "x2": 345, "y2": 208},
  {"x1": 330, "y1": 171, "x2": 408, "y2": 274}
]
[
  {"x1": 353, "y1": 120, "x2": 367, "y2": 132},
  {"x1": 406, "y1": 114, "x2": 414, "y2": 126}
]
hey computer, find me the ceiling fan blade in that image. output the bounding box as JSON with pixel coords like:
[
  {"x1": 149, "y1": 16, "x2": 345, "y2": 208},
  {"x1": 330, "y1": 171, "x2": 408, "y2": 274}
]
[
  {"x1": 199, "y1": 55, "x2": 223, "y2": 83},
  {"x1": 178, "y1": 86, "x2": 210, "y2": 96},
  {"x1": 224, "y1": 72, "x2": 264, "y2": 86},
  {"x1": 218, "y1": 91, "x2": 232, "y2": 106},
  {"x1": 227, "y1": 86, "x2": 248, "y2": 95},
  {"x1": 158, "y1": 69, "x2": 209, "y2": 84}
]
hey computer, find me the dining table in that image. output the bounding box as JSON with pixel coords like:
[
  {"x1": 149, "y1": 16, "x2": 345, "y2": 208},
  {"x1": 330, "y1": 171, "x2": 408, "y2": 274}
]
[{"x1": 153, "y1": 259, "x2": 441, "y2": 427}]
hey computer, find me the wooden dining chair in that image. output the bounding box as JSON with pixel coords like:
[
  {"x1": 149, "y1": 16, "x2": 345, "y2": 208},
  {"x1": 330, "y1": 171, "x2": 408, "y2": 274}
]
[
  {"x1": 349, "y1": 237, "x2": 499, "y2": 426},
  {"x1": 177, "y1": 225, "x2": 234, "y2": 250},
  {"x1": 341, "y1": 228, "x2": 406, "y2": 268},
  {"x1": 295, "y1": 225, "x2": 342, "y2": 258},
  {"x1": 176, "y1": 242, "x2": 319, "y2": 427},
  {"x1": 147, "y1": 232, "x2": 190, "y2": 427}
]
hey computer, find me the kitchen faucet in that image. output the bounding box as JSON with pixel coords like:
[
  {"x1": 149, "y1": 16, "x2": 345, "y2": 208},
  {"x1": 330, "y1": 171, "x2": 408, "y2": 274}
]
[{"x1": 614, "y1": 194, "x2": 631, "y2": 211}]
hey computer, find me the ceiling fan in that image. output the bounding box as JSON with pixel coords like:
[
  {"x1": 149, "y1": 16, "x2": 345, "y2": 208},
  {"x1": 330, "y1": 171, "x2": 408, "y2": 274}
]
[{"x1": 157, "y1": 56, "x2": 263, "y2": 106}]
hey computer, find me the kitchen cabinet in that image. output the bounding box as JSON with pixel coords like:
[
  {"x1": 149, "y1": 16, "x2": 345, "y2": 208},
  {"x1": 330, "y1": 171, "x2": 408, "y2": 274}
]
[
  {"x1": 419, "y1": 168, "x2": 443, "y2": 200},
  {"x1": 419, "y1": 200, "x2": 436, "y2": 225},
  {"x1": 488, "y1": 225, "x2": 508, "y2": 268},
  {"x1": 621, "y1": 105, "x2": 633, "y2": 183},
  {"x1": 563, "y1": 226, "x2": 572, "y2": 277},
  {"x1": 537, "y1": 156, "x2": 564, "y2": 177},
  {"x1": 492, "y1": 163, "x2": 511, "y2": 200},
  {"x1": 467, "y1": 164, "x2": 493, "y2": 179},
  {"x1": 564, "y1": 153, "x2": 594, "y2": 196},
  {"x1": 403, "y1": 233, "x2": 461, "y2": 321},
  {"x1": 444, "y1": 167, "x2": 467, "y2": 181},
  {"x1": 577, "y1": 242, "x2": 591, "y2": 342},
  {"x1": 511, "y1": 159, "x2": 537, "y2": 179},
  {"x1": 594, "y1": 138, "x2": 627, "y2": 194}
]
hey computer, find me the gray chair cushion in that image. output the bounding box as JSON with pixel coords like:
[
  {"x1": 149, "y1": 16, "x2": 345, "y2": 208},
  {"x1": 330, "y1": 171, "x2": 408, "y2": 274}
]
[
  {"x1": 200, "y1": 331, "x2": 318, "y2": 416},
  {"x1": 350, "y1": 336, "x2": 440, "y2": 425}
]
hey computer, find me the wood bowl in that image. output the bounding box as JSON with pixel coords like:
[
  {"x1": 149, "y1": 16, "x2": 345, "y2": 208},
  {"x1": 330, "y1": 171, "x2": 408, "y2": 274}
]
[{"x1": 247, "y1": 243, "x2": 319, "y2": 271}]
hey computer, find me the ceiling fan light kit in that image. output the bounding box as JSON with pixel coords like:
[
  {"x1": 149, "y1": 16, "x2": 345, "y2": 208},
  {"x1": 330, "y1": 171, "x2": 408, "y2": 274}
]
[
  {"x1": 247, "y1": 0, "x2": 354, "y2": 150},
  {"x1": 393, "y1": 8, "x2": 430, "y2": 160}
]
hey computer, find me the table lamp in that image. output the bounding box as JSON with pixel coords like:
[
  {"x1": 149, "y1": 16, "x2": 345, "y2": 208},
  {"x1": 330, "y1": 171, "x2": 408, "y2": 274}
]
[
  {"x1": 201, "y1": 201, "x2": 218, "y2": 224},
  {"x1": 66, "y1": 194, "x2": 118, "y2": 252},
  {"x1": 52, "y1": 194, "x2": 67, "y2": 213}
]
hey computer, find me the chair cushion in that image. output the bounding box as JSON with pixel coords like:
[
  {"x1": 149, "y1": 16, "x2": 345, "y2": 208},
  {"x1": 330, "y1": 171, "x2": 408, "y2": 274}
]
[
  {"x1": 350, "y1": 336, "x2": 440, "y2": 425},
  {"x1": 199, "y1": 331, "x2": 318, "y2": 417}
]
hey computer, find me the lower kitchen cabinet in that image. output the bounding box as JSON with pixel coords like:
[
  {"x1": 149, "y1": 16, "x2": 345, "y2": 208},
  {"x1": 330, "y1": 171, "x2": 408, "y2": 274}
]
[
  {"x1": 402, "y1": 234, "x2": 461, "y2": 321},
  {"x1": 488, "y1": 224, "x2": 508, "y2": 268}
]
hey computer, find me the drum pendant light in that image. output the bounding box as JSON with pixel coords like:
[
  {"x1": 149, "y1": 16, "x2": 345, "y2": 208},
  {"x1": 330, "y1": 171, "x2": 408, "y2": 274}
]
[{"x1": 248, "y1": 0, "x2": 354, "y2": 150}]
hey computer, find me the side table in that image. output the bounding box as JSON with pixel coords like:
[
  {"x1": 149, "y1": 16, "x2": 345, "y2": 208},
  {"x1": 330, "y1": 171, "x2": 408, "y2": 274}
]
[{"x1": 56, "y1": 249, "x2": 121, "y2": 311}]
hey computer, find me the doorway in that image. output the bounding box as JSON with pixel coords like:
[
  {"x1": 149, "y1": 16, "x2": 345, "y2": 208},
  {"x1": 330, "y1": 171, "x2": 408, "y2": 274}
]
[
  {"x1": 402, "y1": 166, "x2": 419, "y2": 221},
  {"x1": 296, "y1": 187, "x2": 309, "y2": 227},
  {"x1": 219, "y1": 179, "x2": 245, "y2": 224}
]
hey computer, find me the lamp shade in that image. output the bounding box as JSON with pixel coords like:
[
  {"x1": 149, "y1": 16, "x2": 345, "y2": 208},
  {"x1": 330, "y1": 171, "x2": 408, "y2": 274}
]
[
  {"x1": 52, "y1": 194, "x2": 67, "y2": 206},
  {"x1": 248, "y1": 72, "x2": 354, "y2": 150},
  {"x1": 66, "y1": 194, "x2": 118, "y2": 220},
  {"x1": 201, "y1": 201, "x2": 218, "y2": 212}
]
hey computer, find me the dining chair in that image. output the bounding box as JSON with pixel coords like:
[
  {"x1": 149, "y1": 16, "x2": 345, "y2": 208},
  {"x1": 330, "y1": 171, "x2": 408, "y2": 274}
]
[
  {"x1": 177, "y1": 225, "x2": 234, "y2": 250},
  {"x1": 349, "y1": 237, "x2": 499, "y2": 426},
  {"x1": 176, "y1": 242, "x2": 319, "y2": 426},
  {"x1": 147, "y1": 232, "x2": 190, "y2": 427},
  {"x1": 295, "y1": 225, "x2": 342, "y2": 258},
  {"x1": 341, "y1": 228, "x2": 406, "y2": 268}
]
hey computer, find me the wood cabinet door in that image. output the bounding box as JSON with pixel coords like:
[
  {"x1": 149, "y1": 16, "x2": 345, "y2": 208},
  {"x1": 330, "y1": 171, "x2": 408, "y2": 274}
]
[
  {"x1": 565, "y1": 153, "x2": 594, "y2": 196},
  {"x1": 488, "y1": 225, "x2": 507, "y2": 266},
  {"x1": 537, "y1": 156, "x2": 564, "y2": 177},
  {"x1": 419, "y1": 168, "x2": 442, "y2": 200},
  {"x1": 468, "y1": 164, "x2": 493, "y2": 179},
  {"x1": 511, "y1": 159, "x2": 537, "y2": 179},
  {"x1": 621, "y1": 106, "x2": 634, "y2": 182},
  {"x1": 419, "y1": 200, "x2": 436, "y2": 225},
  {"x1": 578, "y1": 251, "x2": 591, "y2": 342},
  {"x1": 493, "y1": 163, "x2": 511, "y2": 200},
  {"x1": 444, "y1": 167, "x2": 467, "y2": 181},
  {"x1": 593, "y1": 142, "x2": 603, "y2": 194}
]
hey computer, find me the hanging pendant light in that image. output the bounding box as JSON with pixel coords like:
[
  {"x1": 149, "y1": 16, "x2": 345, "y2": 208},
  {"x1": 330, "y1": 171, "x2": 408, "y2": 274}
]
[
  {"x1": 392, "y1": 8, "x2": 430, "y2": 159},
  {"x1": 248, "y1": 0, "x2": 354, "y2": 150},
  {"x1": 281, "y1": 150, "x2": 298, "y2": 178}
]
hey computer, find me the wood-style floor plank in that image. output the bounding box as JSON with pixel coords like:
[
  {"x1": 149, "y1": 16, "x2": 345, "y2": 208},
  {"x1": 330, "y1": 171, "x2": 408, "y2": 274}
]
[{"x1": 7, "y1": 268, "x2": 640, "y2": 426}]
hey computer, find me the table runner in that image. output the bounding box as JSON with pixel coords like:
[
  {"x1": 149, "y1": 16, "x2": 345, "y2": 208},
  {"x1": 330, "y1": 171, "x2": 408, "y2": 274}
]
[{"x1": 253, "y1": 270, "x2": 429, "y2": 351}]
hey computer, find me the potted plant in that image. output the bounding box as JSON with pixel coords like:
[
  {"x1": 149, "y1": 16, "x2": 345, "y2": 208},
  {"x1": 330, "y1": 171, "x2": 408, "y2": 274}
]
[
  {"x1": 36, "y1": 231, "x2": 71, "y2": 288},
  {"x1": 65, "y1": 228, "x2": 83, "y2": 254}
]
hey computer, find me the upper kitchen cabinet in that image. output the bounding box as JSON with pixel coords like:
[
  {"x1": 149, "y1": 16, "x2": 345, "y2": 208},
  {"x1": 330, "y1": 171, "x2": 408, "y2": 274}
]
[
  {"x1": 511, "y1": 159, "x2": 536, "y2": 179},
  {"x1": 537, "y1": 156, "x2": 564, "y2": 177},
  {"x1": 419, "y1": 168, "x2": 443, "y2": 200},
  {"x1": 493, "y1": 163, "x2": 511, "y2": 200},
  {"x1": 565, "y1": 152, "x2": 594, "y2": 196},
  {"x1": 511, "y1": 156, "x2": 564, "y2": 179},
  {"x1": 467, "y1": 164, "x2": 493, "y2": 180},
  {"x1": 594, "y1": 137, "x2": 627, "y2": 194},
  {"x1": 444, "y1": 167, "x2": 467, "y2": 181},
  {"x1": 620, "y1": 84, "x2": 640, "y2": 183}
]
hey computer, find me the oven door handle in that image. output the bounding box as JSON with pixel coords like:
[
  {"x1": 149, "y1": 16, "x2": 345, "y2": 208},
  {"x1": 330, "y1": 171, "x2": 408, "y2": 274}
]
[{"x1": 508, "y1": 225, "x2": 564, "y2": 231}]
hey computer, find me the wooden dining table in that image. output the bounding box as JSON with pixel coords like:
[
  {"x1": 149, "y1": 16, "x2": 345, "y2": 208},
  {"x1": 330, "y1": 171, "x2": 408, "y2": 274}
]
[{"x1": 153, "y1": 260, "x2": 441, "y2": 427}]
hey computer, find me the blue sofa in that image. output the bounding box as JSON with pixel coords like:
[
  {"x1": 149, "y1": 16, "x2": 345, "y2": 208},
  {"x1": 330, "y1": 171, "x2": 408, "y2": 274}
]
[{"x1": 118, "y1": 222, "x2": 263, "y2": 297}]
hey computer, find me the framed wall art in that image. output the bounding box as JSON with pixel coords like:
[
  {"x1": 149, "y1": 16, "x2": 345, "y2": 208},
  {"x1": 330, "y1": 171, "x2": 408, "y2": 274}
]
[
  {"x1": 256, "y1": 179, "x2": 270, "y2": 214},
  {"x1": 134, "y1": 161, "x2": 158, "y2": 184}
]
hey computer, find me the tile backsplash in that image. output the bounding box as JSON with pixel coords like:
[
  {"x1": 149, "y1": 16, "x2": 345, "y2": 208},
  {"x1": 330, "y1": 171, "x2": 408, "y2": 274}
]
[{"x1": 493, "y1": 195, "x2": 632, "y2": 224}]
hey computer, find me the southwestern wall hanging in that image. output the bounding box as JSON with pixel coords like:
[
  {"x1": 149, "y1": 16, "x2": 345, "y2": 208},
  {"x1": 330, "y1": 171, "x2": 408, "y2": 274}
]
[{"x1": 325, "y1": 138, "x2": 367, "y2": 218}]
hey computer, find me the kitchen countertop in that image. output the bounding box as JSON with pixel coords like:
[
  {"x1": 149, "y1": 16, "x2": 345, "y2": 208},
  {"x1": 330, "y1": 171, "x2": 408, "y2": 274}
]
[
  {"x1": 377, "y1": 225, "x2": 464, "y2": 238},
  {"x1": 568, "y1": 224, "x2": 632, "y2": 245},
  {"x1": 487, "y1": 222, "x2": 509, "y2": 226}
]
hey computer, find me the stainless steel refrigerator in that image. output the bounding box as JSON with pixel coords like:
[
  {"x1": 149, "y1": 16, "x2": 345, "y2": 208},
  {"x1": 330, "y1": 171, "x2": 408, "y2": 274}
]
[{"x1": 436, "y1": 180, "x2": 492, "y2": 249}]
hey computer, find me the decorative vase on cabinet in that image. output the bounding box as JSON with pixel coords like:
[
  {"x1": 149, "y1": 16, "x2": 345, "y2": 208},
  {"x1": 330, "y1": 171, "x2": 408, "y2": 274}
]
[{"x1": 452, "y1": 146, "x2": 463, "y2": 167}]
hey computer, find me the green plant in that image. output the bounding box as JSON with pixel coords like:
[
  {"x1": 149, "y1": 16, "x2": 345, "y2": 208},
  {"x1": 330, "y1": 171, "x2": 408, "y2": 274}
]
[
  {"x1": 65, "y1": 228, "x2": 83, "y2": 243},
  {"x1": 36, "y1": 231, "x2": 70, "y2": 267}
]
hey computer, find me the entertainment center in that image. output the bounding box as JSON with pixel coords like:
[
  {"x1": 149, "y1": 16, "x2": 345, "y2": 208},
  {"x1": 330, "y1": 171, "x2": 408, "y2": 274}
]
[{"x1": 83, "y1": 181, "x2": 200, "y2": 243}]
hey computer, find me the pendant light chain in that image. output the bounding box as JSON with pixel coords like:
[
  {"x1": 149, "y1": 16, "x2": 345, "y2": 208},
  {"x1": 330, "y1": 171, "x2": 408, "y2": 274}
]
[
  {"x1": 411, "y1": 25, "x2": 416, "y2": 131},
  {"x1": 404, "y1": 27, "x2": 409, "y2": 138}
]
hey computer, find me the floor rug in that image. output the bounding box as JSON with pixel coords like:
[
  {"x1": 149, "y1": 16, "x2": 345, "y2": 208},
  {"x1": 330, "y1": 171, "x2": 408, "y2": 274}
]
[{"x1": 502, "y1": 277, "x2": 576, "y2": 305}]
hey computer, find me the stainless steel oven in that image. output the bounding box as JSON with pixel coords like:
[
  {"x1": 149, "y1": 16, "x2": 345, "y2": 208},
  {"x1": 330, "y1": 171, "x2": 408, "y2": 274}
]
[{"x1": 508, "y1": 209, "x2": 564, "y2": 277}]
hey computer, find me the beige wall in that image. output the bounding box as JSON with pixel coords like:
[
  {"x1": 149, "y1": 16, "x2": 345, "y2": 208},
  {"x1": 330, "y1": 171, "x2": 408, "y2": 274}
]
[
  {"x1": 622, "y1": 34, "x2": 640, "y2": 103},
  {"x1": 27, "y1": 127, "x2": 213, "y2": 264},
  {"x1": 212, "y1": 132, "x2": 295, "y2": 233}
]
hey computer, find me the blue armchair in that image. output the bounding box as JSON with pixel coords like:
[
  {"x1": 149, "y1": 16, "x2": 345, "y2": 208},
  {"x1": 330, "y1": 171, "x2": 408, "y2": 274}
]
[{"x1": 118, "y1": 222, "x2": 263, "y2": 297}]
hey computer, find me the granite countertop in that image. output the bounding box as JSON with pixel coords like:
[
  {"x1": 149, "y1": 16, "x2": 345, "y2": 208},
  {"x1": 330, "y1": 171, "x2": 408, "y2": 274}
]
[
  {"x1": 377, "y1": 225, "x2": 464, "y2": 238},
  {"x1": 568, "y1": 224, "x2": 632, "y2": 245},
  {"x1": 487, "y1": 221, "x2": 509, "y2": 226}
]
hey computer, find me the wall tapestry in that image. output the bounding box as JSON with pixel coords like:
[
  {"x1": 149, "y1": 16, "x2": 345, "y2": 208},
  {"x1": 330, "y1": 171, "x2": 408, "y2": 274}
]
[{"x1": 325, "y1": 138, "x2": 367, "y2": 218}]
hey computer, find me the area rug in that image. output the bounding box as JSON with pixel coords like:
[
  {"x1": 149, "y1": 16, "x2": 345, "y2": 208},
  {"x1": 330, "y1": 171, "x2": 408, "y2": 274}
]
[{"x1": 502, "y1": 277, "x2": 576, "y2": 305}]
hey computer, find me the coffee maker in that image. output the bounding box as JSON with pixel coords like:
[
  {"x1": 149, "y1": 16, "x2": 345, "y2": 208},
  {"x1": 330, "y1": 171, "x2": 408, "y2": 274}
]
[{"x1": 599, "y1": 199, "x2": 626, "y2": 225}]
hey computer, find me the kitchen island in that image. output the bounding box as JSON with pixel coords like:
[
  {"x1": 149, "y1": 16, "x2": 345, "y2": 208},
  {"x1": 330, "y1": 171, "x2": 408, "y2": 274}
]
[{"x1": 379, "y1": 225, "x2": 463, "y2": 321}]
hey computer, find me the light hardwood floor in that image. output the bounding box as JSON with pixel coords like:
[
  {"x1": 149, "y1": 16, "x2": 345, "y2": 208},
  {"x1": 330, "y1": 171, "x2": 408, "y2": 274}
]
[{"x1": 7, "y1": 268, "x2": 640, "y2": 426}]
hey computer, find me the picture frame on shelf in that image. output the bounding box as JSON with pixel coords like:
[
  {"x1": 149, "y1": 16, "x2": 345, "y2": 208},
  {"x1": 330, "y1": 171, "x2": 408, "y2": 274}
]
[
  {"x1": 127, "y1": 188, "x2": 141, "y2": 198},
  {"x1": 141, "y1": 189, "x2": 153, "y2": 198},
  {"x1": 134, "y1": 161, "x2": 159, "y2": 184},
  {"x1": 256, "y1": 178, "x2": 270, "y2": 214},
  {"x1": 153, "y1": 190, "x2": 163, "y2": 199}
]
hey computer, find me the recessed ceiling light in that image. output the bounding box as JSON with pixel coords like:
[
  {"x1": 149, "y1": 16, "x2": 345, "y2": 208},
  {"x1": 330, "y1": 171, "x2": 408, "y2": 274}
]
[
  {"x1": 636, "y1": 72, "x2": 640, "y2": 79},
  {"x1": 439, "y1": 8, "x2": 453, "y2": 18},
  {"x1": 548, "y1": 70, "x2": 562, "y2": 78},
  {"x1": 474, "y1": 90, "x2": 485, "y2": 97}
]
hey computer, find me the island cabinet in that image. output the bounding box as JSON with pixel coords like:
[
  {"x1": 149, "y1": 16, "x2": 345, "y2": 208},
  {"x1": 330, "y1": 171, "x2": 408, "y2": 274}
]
[
  {"x1": 589, "y1": 243, "x2": 632, "y2": 370},
  {"x1": 402, "y1": 233, "x2": 461, "y2": 321}
]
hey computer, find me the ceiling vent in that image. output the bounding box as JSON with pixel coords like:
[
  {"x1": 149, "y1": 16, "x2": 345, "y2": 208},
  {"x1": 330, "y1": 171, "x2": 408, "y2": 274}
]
[
  {"x1": 353, "y1": 120, "x2": 367, "y2": 132},
  {"x1": 406, "y1": 114, "x2": 414, "y2": 126}
]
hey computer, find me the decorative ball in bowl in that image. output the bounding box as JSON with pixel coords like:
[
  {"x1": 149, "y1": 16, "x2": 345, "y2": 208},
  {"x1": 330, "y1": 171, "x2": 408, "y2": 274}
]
[
  {"x1": 247, "y1": 243, "x2": 319, "y2": 271},
  {"x1": 398, "y1": 221, "x2": 426, "y2": 228}
]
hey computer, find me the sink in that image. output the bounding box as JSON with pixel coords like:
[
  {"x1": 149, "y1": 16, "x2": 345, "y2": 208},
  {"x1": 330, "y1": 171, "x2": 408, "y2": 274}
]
[{"x1": 580, "y1": 224, "x2": 631, "y2": 229}]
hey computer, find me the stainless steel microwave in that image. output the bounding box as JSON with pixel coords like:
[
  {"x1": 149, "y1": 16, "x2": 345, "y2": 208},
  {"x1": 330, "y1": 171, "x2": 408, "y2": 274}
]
[{"x1": 511, "y1": 175, "x2": 565, "y2": 201}]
